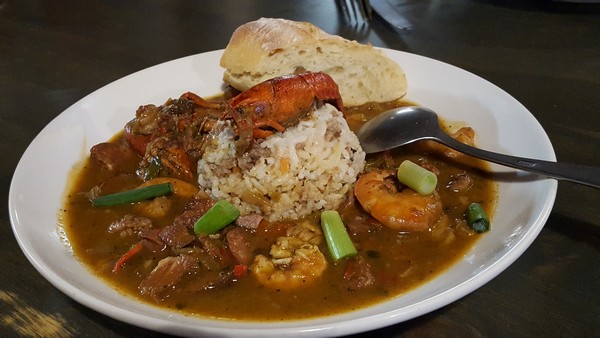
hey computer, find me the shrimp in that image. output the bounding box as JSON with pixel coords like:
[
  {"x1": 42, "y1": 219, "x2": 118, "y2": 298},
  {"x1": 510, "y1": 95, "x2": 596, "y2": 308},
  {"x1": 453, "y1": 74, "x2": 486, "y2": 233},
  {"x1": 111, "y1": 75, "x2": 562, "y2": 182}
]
[
  {"x1": 354, "y1": 169, "x2": 443, "y2": 232},
  {"x1": 286, "y1": 221, "x2": 322, "y2": 245},
  {"x1": 250, "y1": 223, "x2": 327, "y2": 290}
]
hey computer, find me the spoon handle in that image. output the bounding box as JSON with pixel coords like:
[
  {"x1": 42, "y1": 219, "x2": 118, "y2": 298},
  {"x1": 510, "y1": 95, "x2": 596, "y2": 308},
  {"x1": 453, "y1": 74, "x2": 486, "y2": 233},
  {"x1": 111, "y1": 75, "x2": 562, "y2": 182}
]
[{"x1": 435, "y1": 133, "x2": 600, "y2": 188}]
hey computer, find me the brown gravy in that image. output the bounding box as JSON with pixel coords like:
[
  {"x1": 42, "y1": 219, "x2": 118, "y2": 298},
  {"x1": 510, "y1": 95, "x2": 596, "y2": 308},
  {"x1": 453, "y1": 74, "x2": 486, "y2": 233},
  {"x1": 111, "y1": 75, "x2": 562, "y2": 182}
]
[{"x1": 62, "y1": 99, "x2": 496, "y2": 320}]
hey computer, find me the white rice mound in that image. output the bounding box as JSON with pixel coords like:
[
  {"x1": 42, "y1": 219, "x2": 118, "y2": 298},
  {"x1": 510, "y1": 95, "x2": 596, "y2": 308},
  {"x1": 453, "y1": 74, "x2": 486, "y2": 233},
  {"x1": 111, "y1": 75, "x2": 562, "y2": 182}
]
[{"x1": 197, "y1": 104, "x2": 366, "y2": 221}]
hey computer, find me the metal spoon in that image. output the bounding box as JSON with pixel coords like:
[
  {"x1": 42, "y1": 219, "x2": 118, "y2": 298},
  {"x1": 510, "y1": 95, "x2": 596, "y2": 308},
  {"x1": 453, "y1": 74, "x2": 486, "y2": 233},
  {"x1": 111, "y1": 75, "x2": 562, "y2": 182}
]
[{"x1": 356, "y1": 106, "x2": 600, "y2": 188}]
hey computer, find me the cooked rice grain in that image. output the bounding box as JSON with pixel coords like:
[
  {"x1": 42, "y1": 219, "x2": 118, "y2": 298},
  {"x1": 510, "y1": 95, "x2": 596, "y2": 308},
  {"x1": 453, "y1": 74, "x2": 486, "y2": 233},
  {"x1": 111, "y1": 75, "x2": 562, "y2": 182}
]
[{"x1": 197, "y1": 104, "x2": 365, "y2": 221}]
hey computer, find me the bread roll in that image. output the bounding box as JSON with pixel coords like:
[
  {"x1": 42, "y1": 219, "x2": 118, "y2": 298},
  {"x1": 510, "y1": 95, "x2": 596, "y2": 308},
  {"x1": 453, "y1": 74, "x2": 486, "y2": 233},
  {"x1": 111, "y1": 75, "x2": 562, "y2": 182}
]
[{"x1": 220, "y1": 18, "x2": 407, "y2": 107}]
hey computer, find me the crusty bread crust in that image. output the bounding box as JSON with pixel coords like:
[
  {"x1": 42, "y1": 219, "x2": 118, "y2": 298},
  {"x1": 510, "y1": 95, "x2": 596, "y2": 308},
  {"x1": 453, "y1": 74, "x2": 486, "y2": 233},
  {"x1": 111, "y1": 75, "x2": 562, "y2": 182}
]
[{"x1": 220, "y1": 18, "x2": 407, "y2": 106}]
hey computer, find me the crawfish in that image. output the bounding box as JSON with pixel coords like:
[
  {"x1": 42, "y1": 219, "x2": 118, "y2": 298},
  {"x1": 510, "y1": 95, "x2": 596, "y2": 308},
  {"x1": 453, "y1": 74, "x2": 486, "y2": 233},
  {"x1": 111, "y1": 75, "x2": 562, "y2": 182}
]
[
  {"x1": 124, "y1": 72, "x2": 344, "y2": 181},
  {"x1": 223, "y1": 71, "x2": 344, "y2": 152}
]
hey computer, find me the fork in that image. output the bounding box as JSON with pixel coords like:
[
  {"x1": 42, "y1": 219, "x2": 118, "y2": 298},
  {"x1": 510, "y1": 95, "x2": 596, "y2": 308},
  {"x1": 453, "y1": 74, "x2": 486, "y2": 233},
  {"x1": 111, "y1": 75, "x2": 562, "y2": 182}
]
[{"x1": 336, "y1": 0, "x2": 372, "y2": 24}]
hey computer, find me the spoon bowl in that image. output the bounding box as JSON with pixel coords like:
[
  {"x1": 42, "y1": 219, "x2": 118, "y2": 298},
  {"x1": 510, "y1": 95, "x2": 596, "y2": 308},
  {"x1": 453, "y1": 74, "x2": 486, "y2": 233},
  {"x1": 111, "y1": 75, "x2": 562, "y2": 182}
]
[
  {"x1": 357, "y1": 106, "x2": 442, "y2": 153},
  {"x1": 357, "y1": 106, "x2": 600, "y2": 188}
]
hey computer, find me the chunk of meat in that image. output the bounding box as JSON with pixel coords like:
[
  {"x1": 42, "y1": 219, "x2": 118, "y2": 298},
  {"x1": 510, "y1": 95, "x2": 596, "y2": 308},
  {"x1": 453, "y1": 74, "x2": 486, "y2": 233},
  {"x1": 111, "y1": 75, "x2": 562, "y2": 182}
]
[
  {"x1": 198, "y1": 236, "x2": 234, "y2": 268},
  {"x1": 137, "y1": 228, "x2": 166, "y2": 252},
  {"x1": 235, "y1": 214, "x2": 264, "y2": 229},
  {"x1": 90, "y1": 142, "x2": 137, "y2": 172},
  {"x1": 182, "y1": 269, "x2": 233, "y2": 292},
  {"x1": 108, "y1": 214, "x2": 153, "y2": 237},
  {"x1": 346, "y1": 216, "x2": 380, "y2": 235},
  {"x1": 226, "y1": 227, "x2": 255, "y2": 265},
  {"x1": 158, "y1": 222, "x2": 195, "y2": 249},
  {"x1": 124, "y1": 104, "x2": 161, "y2": 156},
  {"x1": 139, "y1": 254, "x2": 198, "y2": 301},
  {"x1": 156, "y1": 193, "x2": 215, "y2": 249},
  {"x1": 343, "y1": 256, "x2": 375, "y2": 290},
  {"x1": 446, "y1": 173, "x2": 473, "y2": 192},
  {"x1": 418, "y1": 160, "x2": 440, "y2": 175},
  {"x1": 140, "y1": 137, "x2": 195, "y2": 183}
]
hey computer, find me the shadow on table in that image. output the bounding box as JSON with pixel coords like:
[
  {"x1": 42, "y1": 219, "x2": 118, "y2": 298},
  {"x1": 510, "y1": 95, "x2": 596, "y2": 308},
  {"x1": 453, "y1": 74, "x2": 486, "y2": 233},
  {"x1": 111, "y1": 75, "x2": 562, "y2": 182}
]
[
  {"x1": 545, "y1": 212, "x2": 600, "y2": 250},
  {"x1": 472, "y1": 0, "x2": 600, "y2": 14}
]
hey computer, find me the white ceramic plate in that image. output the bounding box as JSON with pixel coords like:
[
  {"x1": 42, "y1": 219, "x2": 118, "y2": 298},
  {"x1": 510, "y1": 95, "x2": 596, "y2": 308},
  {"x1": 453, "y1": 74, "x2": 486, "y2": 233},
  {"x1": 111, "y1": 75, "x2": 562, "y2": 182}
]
[{"x1": 9, "y1": 49, "x2": 557, "y2": 337}]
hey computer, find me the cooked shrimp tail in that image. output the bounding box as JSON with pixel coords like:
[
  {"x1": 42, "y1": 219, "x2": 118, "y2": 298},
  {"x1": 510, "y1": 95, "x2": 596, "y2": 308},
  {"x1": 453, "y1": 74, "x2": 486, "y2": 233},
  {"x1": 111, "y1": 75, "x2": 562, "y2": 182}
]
[{"x1": 354, "y1": 169, "x2": 443, "y2": 232}]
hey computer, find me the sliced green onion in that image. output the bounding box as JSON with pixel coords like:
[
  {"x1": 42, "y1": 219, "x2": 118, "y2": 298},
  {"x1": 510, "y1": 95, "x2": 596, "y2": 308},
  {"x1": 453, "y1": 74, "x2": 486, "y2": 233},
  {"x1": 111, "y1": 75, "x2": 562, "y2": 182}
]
[
  {"x1": 467, "y1": 202, "x2": 490, "y2": 233},
  {"x1": 397, "y1": 160, "x2": 437, "y2": 195},
  {"x1": 321, "y1": 210, "x2": 357, "y2": 261},
  {"x1": 92, "y1": 183, "x2": 172, "y2": 207},
  {"x1": 193, "y1": 200, "x2": 240, "y2": 235}
]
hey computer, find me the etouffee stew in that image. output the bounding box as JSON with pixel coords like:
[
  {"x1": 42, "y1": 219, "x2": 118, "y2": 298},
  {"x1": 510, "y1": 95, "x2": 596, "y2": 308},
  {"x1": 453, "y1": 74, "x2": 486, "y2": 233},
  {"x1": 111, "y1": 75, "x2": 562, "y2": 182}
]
[{"x1": 61, "y1": 97, "x2": 496, "y2": 321}]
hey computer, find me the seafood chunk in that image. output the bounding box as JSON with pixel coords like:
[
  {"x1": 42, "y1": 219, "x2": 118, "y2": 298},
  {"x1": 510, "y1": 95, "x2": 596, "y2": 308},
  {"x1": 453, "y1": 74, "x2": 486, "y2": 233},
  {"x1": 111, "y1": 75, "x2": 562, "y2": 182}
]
[
  {"x1": 223, "y1": 71, "x2": 344, "y2": 153},
  {"x1": 354, "y1": 169, "x2": 443, "y2": 232},
  {"x1": 250, "y1": 224, "x2": 327, "y2": 289}
]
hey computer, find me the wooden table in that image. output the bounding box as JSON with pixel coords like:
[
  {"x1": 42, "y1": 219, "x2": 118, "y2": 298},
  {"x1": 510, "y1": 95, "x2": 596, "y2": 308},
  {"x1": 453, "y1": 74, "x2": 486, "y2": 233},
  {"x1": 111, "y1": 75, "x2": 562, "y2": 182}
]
[{"x1": 2, "y1": 1, "x2": 598, "y2": 336}]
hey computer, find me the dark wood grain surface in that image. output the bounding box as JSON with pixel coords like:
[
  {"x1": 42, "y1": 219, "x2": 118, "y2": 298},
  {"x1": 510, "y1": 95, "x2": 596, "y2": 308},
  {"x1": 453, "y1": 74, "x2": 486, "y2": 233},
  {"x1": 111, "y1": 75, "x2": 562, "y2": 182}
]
[{"x1": 2, "y1": 1, "x2": 599, "y2": 336}]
